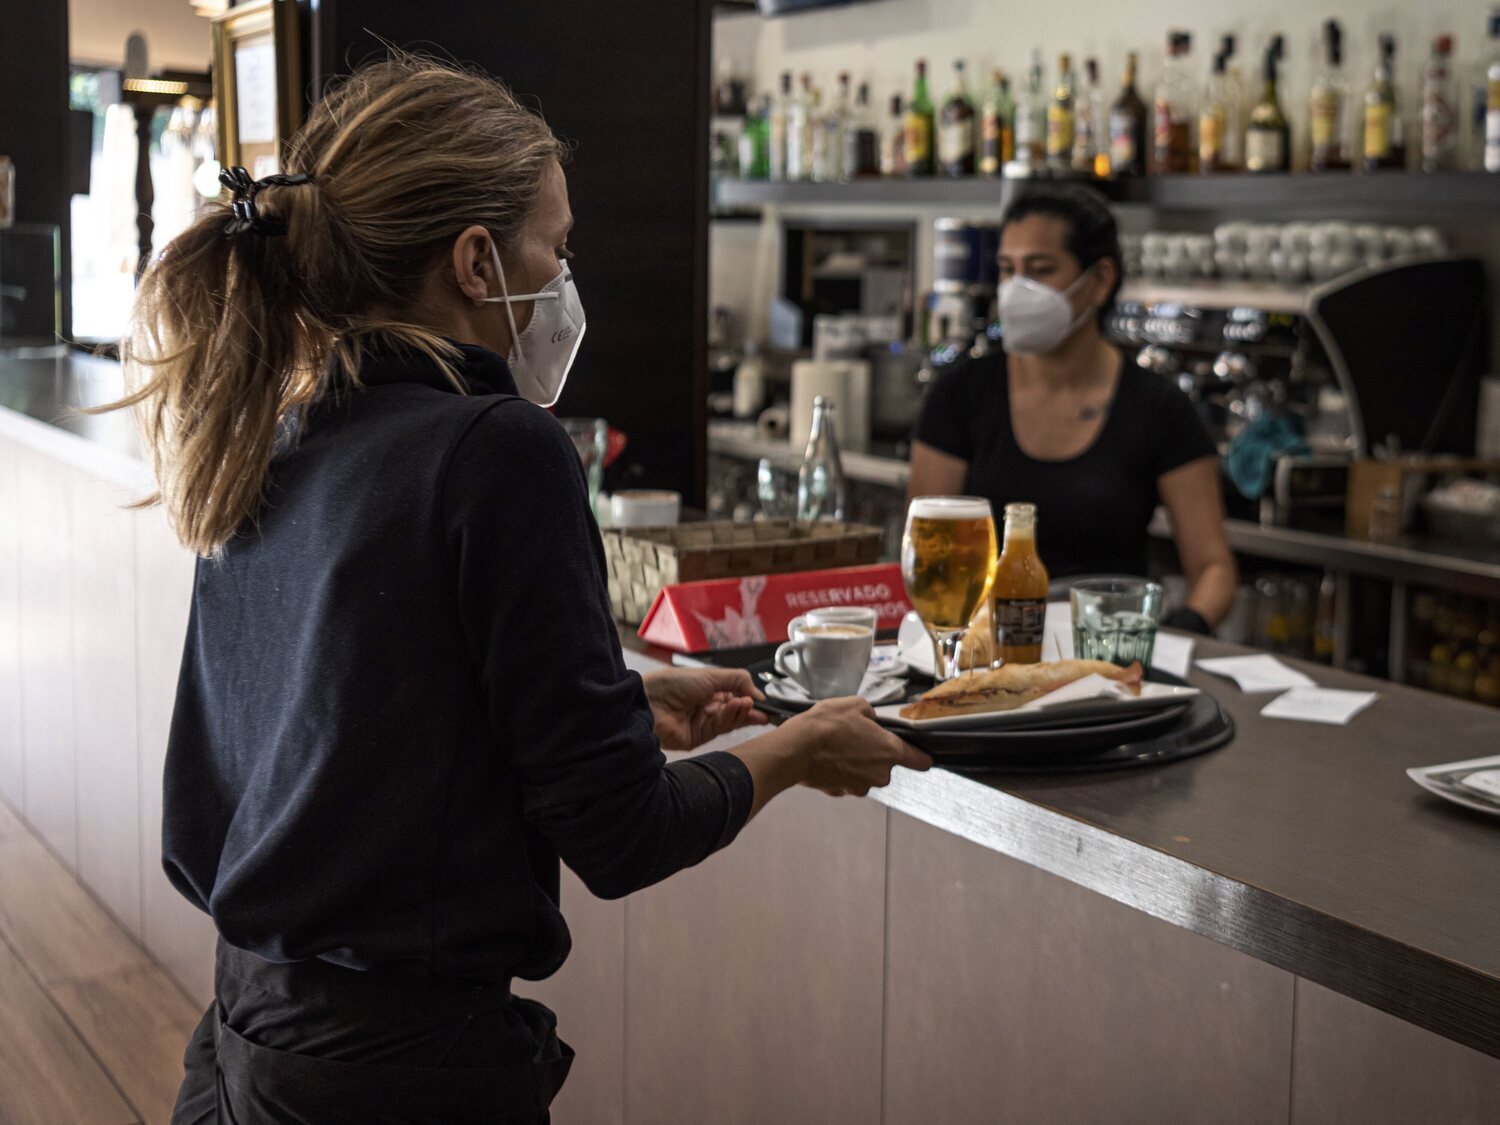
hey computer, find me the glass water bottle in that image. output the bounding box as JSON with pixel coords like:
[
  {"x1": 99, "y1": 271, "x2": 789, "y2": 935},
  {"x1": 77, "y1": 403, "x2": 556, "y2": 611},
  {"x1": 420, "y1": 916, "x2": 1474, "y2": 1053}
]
[{"x1": 796, "y1": 396, "x2": 847, "y2": 523}]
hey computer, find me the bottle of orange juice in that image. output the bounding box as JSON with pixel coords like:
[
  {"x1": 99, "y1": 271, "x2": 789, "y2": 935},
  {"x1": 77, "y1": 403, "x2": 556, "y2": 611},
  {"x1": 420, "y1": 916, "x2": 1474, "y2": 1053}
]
[{"x1": 992, "y1": 502, "x2": 1049, "y2": 665}]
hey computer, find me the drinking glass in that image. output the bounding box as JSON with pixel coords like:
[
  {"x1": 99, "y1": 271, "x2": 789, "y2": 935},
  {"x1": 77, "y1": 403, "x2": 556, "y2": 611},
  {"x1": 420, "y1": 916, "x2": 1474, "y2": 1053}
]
[
  {"x1": 558, "y1": 417, "x2": 608, "y2": 504},
  {"x1": 756, "y1": 457, "x2": 794, "y2": 520},
  {"x1": 1070, "y1": 579, "x2": 1164, "y2": 667},
  {"x1": 901, "y1": 496, "x2": 998, "y2": 682}
]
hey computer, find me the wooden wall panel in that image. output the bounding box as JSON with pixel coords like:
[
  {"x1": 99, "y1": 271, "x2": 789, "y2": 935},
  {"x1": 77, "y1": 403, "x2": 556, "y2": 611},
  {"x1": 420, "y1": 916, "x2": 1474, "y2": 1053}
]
[
  {"x1": 624, "y1": 785, "x2": 888, "y2": 1125},
  {"x1": 523, "y1": 867, "x2": 626, "y2": 1125},
  {"x1": 0, "y1": 437, "x2": 22, "y2": 807},
  {"x1": 17, "y1": 449, "x2": 77, "y2": 867},
  {"x1": 71, "y1": 475, "x2": 142, "y2": 938},
  {"x1": 882, "y1": 809, "x2": 1296, "y2": 1125},
  {"x1": 132, "y1": 507, "x2": 213, "y2": 1005},
  {"x1": 1290, "y1": 979, "x2": 1500, "y2": 1125}
]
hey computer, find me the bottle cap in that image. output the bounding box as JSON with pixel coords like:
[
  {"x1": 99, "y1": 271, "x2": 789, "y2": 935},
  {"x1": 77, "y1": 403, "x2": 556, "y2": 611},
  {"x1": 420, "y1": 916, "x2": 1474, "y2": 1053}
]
[{"x1": 1435, "y1": 35, "x2": 1453, "y2": 54}]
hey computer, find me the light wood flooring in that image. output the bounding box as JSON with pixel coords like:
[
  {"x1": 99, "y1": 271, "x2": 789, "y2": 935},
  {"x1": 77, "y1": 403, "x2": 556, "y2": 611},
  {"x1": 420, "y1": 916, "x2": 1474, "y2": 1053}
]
[{"x1": 0, "y1": 794, "x2": 203, "y2": 1125}]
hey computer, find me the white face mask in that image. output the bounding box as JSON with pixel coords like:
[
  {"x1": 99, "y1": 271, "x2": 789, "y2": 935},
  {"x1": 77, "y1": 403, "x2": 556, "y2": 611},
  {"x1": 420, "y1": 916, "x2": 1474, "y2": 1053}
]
[
  {"x1": 480, "y1": 241, "x2": 587, "y2": 407},
  {"x1": 997, "y1": 265, "x2": 1097, "y2": 356}
]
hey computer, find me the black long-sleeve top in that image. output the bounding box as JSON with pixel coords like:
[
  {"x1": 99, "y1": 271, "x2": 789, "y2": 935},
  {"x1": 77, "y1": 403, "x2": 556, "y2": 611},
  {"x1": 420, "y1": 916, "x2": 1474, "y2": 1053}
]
[{"x1": 161, "y1": 342, "x2": 754, "y2": 982}]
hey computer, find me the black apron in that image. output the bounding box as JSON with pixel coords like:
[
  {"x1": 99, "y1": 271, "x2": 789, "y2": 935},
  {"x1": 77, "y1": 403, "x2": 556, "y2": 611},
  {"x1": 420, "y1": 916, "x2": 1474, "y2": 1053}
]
[{"x1": 172, "y1": 939, "x2": 573, "y2": 1124}]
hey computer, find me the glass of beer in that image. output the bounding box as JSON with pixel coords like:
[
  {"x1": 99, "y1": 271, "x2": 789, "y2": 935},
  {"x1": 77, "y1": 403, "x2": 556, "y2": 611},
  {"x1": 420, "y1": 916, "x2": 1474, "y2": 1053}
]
[{"x1": 901, "y1": 496, "x2": 998, "y2": 682}]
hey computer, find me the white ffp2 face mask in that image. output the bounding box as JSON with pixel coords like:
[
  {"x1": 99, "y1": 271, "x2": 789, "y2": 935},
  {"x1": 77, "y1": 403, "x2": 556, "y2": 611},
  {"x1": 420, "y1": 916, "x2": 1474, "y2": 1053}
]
[
  {"x1": 997, "y1": 265, "x2": 1097, "y2": 356},
  {"x1": 481, "y1": 241, "x2": 587, "y2": 407}
]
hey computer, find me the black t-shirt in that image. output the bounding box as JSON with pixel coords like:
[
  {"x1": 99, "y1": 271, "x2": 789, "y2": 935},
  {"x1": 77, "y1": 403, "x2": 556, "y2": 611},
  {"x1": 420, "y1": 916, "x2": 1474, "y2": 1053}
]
[{"x1": 914, "y1": 350, "x2": 1216, "y2": 579}]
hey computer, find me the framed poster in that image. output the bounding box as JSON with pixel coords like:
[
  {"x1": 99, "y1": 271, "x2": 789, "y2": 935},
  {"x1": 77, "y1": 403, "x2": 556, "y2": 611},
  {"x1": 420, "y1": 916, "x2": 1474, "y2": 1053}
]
[{"x1": 212, "y1": 0, "x2": 302, "y2": 176}]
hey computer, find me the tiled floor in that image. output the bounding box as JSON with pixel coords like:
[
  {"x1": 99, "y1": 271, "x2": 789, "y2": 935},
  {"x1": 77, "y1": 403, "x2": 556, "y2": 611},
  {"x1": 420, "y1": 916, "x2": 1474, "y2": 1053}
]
[{"x1": 0, "y1": 795, "x2": 202, "y2": 1125}]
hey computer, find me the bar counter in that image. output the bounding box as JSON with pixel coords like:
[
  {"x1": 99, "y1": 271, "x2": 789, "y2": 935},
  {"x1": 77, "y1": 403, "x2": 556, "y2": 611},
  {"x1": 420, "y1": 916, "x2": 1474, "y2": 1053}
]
[{"x1": 5, "y1": 352, "x2": 1500, "y2": 1122}]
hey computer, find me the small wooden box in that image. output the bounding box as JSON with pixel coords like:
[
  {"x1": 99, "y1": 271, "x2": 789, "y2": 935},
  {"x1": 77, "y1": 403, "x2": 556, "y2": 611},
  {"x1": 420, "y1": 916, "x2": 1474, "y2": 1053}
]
[{"x1": 603, "y1": 519, "x2": 885, "y2": 625}]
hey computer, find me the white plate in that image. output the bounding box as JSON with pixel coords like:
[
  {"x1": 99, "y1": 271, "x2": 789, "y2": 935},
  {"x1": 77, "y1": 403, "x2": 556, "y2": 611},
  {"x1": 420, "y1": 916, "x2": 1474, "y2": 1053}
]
[
  {"x1": 762, "y1": 673, "x2": 908, "y2": 709},
  {"x1": 874, "y1": 680, "x2": 1200, "y2": 731},
  {"x1": 1407, "y1": 754, "x2": 1500, "y2": 819}
]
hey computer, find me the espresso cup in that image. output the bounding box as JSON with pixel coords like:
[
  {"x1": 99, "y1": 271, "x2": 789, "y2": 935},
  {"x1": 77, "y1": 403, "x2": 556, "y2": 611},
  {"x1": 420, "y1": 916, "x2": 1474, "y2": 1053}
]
[
  {"x1": 786, "y1": 605, "x2": 878, "y2": 640},
  {"x1": 774, "y1": 623, "x2": 874, "y2": 700},
  {"x1": 610, "y1": 489, "x2": 682, "y2": 528}
]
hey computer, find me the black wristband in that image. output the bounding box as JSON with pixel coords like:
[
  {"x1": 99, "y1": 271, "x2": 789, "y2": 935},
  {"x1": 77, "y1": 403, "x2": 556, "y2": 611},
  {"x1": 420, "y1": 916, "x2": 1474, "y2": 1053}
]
[{"x1": 1162, "y1": 607, "x2": 1212, "y2": 636}]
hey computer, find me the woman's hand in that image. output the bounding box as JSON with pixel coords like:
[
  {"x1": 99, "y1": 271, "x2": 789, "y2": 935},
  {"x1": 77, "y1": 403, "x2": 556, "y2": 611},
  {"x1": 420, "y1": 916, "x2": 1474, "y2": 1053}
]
[
  {"x1": 643, "y1": 668, "x2": 769, "y2": 752},
  {"x1": 783, "y1": 696, "x2": 932, "y2": 797}
]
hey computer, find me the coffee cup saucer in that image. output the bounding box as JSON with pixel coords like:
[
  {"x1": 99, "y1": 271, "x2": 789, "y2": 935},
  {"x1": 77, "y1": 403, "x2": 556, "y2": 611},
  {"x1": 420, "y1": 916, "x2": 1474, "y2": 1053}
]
[{"x1": 761, "y1": 672, "x2": 907, "y2": 708}]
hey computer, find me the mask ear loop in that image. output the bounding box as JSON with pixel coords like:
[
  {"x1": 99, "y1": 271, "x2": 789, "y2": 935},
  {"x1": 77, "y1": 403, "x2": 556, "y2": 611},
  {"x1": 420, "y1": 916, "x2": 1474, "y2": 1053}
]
[{"x1": 488, "y1": 240, "x2": 527, "y2": 368}]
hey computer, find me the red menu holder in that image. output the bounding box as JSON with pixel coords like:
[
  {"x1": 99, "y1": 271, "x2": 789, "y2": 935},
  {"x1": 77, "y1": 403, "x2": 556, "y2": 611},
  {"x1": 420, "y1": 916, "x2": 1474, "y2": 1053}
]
[{"x1": 637, "y1": 563, "x2": 910, "y2": 654}]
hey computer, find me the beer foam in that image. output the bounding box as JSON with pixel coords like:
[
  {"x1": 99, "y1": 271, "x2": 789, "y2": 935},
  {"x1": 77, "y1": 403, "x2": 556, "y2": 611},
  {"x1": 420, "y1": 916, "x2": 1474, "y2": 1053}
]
[{"x1": 908, "y1": 496, "x2": 993, "y2": 521}]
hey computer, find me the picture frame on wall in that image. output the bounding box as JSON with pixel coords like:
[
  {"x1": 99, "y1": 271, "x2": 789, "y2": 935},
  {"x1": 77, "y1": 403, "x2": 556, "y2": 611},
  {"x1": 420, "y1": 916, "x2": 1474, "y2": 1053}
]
[{"x1": 212, "y1": 0, "x2": 302, "y2": 177}]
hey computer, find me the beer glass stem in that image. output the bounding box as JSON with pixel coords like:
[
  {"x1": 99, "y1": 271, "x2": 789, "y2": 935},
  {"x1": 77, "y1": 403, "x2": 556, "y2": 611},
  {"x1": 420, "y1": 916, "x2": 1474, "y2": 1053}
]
[{"x1": 932, "y1": 628, "x2": 966, "y2": 682}]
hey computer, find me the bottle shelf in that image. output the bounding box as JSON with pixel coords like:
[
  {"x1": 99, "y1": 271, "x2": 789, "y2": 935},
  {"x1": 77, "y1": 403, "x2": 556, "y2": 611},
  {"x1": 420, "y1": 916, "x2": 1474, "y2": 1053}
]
[
  {"x1": 1118, "y1": 279, "x2": 1308, "y2": 314},
  {"x1": 713, "y1": 171, "x2": 1500, "y2": 216}
]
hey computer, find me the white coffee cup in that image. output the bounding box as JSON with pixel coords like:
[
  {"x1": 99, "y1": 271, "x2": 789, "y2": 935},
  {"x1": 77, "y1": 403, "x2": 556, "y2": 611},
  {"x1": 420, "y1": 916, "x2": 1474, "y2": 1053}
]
[
  {"x1": 786, "y1": 605, "x2": 878, "y2": 640},
  {"x1": 611, "y1": 489, "x2": 681, "y2": 528},
  {"x1": 774, "y1": 623, "x2": 874, "y2": 699}
]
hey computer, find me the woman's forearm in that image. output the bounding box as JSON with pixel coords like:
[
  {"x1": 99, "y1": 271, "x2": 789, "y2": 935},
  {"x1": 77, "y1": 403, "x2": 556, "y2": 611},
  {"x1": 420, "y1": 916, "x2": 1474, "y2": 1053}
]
[{"x1": 1186, "y1": 559, "x2": 1238, "y2": 628}]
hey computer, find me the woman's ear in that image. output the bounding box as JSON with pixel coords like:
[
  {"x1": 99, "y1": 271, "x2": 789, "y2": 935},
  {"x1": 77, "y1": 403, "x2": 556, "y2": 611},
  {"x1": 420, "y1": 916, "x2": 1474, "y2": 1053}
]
[
  {"x1": 1091, "y1": 257, "x2": 1119, "y2": 308},
  {"x1": 452, "y1": 225, "x2": 494, "y2": 304}
]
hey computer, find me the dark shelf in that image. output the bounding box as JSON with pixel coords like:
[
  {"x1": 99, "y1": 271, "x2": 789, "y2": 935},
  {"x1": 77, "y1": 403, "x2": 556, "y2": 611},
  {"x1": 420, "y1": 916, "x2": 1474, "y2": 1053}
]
[{"x1": 713, "y1": 171, "x2": 1500, "y2": 216}]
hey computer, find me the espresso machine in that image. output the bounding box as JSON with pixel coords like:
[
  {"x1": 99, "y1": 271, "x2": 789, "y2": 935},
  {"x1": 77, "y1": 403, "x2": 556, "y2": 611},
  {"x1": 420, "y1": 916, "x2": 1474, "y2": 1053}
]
[{"x1": 1107, "y1": 255, "x2": 1488, "y2": 530}]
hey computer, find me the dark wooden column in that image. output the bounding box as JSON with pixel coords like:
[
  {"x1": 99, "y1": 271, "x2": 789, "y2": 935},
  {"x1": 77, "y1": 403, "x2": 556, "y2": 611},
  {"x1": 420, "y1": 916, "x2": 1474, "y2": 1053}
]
[
  {"x1": 304, "y1": 0, "x2": 713, "y2": 503},
  {"x1": 0, "y1": 0, "x2": 72, "y2": 340}
]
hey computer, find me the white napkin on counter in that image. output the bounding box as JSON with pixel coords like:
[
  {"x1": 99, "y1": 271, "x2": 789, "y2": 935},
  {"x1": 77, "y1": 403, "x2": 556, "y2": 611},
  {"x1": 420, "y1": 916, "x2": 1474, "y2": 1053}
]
[
  {"x1": 1260, "y1": 687, "x2": 1378, "y2": 725},
  {"x1": 1196, "y1": 654, "x2": 1317, "y2": 694}
]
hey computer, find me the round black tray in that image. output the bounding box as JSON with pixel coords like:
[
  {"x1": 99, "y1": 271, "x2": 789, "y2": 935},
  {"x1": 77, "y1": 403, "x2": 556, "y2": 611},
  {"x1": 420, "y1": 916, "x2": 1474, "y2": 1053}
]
[{"x1": 751, "y1": 663, "x2": 1235, "y2": 774}]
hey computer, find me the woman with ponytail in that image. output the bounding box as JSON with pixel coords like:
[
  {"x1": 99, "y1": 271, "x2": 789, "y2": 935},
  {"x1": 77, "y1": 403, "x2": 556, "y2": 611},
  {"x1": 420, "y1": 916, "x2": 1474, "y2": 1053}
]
[{"x1": 124, "y1": 54, "x2": 925, "y2": 1124}]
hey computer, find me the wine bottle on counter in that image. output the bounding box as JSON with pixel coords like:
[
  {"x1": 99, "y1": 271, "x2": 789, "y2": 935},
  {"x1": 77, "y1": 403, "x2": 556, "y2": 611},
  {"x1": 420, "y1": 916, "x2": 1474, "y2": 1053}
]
[
  {"x1": 939, "y1": 59, "x2": 977, "y2": 176},
  {"x1": 1219, "y1": 35, "x2": 1246, "y2": 171},
  {"x1": 796, "y1": 397, "x2": 847, "y2": 524},
  {"x1": 1013, "y1": 49, "x2": 1047, "y2": 174},
  {"x1": 1421, "y1": 36, "x2": 1460, "y2": 172},
  {"x1": 1109, "y1": 51, "x2": 1150, "y2": 176},
  {"x1": 1246, "y1": 36, "x2": 1291, "y2": 173},
  {"x1": 1309, "y1": 20, "x2": 1351, "y2": 171},
  {"x1": 769, "y1": 71, "x2": 792, "y2": 181},
  {"x1": 1045, "y1": 52, "x2": 1076, "y2": 172},
  {"x1": 881, "y1": 93, "x2": 907, "y2": 176},
  {"x1": 787, "y1": 73, "x2": 813, "y2": 181},
  {"x1": 979, "y1": 69, "x2": 1015, "y2": 177},
  {"x1": 738, "y1": 96, "x2": 771, "y2": 179},
  {"x1": 1154, "y1": 30, "x2": 1197, "y2": 174},
  {"x1": 1363, "y1": 34, "x2": 1408, "y2": 172},
  {"x1": 813, "y1": 72, "x2": 850, "y2": 183},
  {"x1": 905, "y1": 59, "x2": 936, "y2": 176}
]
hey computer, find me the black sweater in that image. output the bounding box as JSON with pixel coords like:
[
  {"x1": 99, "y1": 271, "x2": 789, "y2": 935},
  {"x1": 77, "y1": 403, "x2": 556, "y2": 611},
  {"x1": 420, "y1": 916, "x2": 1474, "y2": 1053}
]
[{"x1": 162, "y1": 342, "x2": 754, "y2": 983}]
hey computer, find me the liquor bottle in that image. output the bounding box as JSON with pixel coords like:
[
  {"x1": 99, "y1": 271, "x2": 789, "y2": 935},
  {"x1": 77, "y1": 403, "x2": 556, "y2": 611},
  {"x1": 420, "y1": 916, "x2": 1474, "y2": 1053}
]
[
  {"x1": 1246, "y1": 37, "x2": 1291, "y2": 173},
  {"x1": 786, "y1": 73, "x2": 812, "y2": 181},
  {"x1": 979, "y1": 69, "x2": 1016, "y2": 176},
  {"x1": 1199, "y1": 49, "x2": 1232, "y2": 172},
  {"x1": 990, "y1": 502, "x2": 1049, "y2": 666},
  {"x1": 1046, "y1": 52, "x2": 1077, "y2": 171},
  {"x1": 1013, "y1": 49, "x2": 1047, "y2": 174},
  {"x1": 1489, "y1": 9, "x2": 1500, "y2": 172},
  {"x1": 881, "y1": 93, "x2": 907, "y2": 176},
  {"x1": 1309, "y1": 20, "x2": 1351, "y2": 171},
  {"x1": 796, "y1": 396, "x2": 847, "y2": 523},
  {"x1": 1109, "y1": 51, "x2": 1150, "y2": 176},
  {"x1": 843, "y1": 82, "x2": 881, "y2": 180},
  {"x1": 905, "y1": 59, "x2": 936, "y2": 176},
  {"x1": 1073, "y1": 58, "x2": 1107, "y2": 176},
  {"x1": 769, "y1": 71, "x2": 792, "y2": 181},
  {"x1": 1218, "y1": 34, "x2": 1246, "y2": 171},
  {"x1": 815, "y1": 72, "x2": 850, "y2": 182},
  {"x1": 939, "y1": 60, "x2": 977, "y2": 176},
  {"x1": 1421, "y1": 36, "x2": 1460, "y2": 172},
  {"x1": 1363, "y1": 35, "x2": 1408, "y2": 172},
  {"x1": 1154, "y1": 31, "x2": 1197, "y2": 174},
  {"x1": 738, "y1": 95, "x2": 771, "y2": 179}
]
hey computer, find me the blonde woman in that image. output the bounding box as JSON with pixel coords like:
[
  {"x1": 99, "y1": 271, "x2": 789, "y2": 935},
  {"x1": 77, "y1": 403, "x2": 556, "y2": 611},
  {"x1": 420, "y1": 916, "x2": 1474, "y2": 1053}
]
[{"x1": 123, "y1": 56, "x2": 926, "y2": 1124}]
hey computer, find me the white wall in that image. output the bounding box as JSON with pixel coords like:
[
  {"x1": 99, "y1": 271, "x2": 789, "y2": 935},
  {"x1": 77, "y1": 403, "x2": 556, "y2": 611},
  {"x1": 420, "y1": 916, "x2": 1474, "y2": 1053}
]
[{"x1": 70, "y1": 0, "x2": 212, "y2": 72}]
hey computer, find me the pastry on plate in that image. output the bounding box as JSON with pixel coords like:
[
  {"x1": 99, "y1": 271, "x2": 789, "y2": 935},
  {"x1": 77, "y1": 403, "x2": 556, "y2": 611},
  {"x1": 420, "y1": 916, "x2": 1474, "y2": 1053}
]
[{"x1": 900, "y1": 659, "x2": 1143, "y2": 721}]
